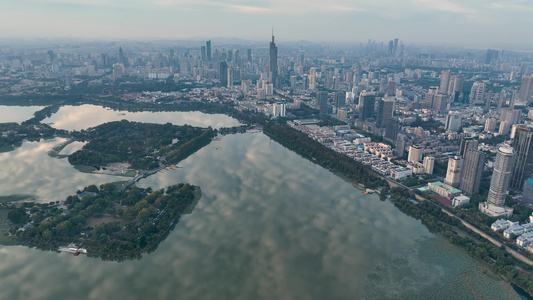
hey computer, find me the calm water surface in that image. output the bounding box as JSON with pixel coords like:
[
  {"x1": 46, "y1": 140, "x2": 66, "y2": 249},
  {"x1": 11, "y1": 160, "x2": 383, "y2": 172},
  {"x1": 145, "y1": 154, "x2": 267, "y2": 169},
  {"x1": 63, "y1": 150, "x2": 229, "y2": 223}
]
[
  {"x1": 0, "y1": 105, "x2": 45, "y2": 123},
  {"x1": 0, "y1": 109, "x2": 522, "y2": 299},
  {"x1": 42, "y1": 104, "x2": 241, "y2": 131}
]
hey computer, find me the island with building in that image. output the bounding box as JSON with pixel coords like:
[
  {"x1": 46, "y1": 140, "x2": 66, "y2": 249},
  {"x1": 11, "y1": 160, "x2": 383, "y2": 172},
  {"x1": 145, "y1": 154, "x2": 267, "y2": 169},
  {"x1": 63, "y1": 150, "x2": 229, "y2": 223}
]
[{"x1": 5, "y1": 182, "x2": 200, "y2": 260}]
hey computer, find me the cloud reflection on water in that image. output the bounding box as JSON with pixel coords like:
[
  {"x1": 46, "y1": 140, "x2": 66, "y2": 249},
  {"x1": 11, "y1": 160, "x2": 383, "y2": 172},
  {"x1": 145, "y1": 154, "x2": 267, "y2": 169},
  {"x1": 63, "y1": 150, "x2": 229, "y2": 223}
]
[
  {"x1": 0, "y1": 105, "x2": 45, "y2": 123},
  {"x1": 43, "y1": 104, "x2": 241, "y2": 131},
  {"x1": 0, "y1": 133, "x2": 520, "y2": 300}
]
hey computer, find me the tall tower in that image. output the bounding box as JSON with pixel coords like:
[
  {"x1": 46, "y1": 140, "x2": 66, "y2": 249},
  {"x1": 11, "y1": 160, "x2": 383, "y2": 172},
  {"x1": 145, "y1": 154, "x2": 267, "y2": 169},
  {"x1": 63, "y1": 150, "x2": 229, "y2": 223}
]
[
  {"x1": 376, "y1": 98, "x2": 394, "y2": 128},
  {"x1": 206, "y1": 40, "x2": 212, "y2": 61},
  {"x1": 219, "y1": 61, "x2": 228, "y2": 86},
  {"x1": 358, "y1": 92, "x2": 376, "y2": 122},
  {"x1": 509, "y1": 125, "x2": 533, "y2": 191},
  {"x1": 460, "y1": 150, "x2": 486, "y2": 196},
  {"x1": 487, "y1": 146, "x2": 515, "y2": 206},
  {"x1": 269, "y1": 30, "x2": 279, "y2": 88},
  {"x1": 316, "y1": 91, "x2": 328, "y2": 113},
  {"x1": 518, "y1": 75, "x2": 533, "y2": 104},
  {"x1": 439, "y1": 70, "x2": 451, "y2": 95},
  {"x1": 445, "y1": 111, "x2": 462, "y2": 132},
  {"x1": 309, "y1": 67, "x2": 316, "y2": 90},
  {"x1": 408, "y1": 145, "x2": 423, "y2": 163},
  {"x1": 459, "y1": 137, "x2": 479, "y2": 158},
  {"x1": 118, "y1": 47, "x2": 126, "y2": 66},
  {"x1": 445, "y1": 156, "x2": 464, "y2": 188}
]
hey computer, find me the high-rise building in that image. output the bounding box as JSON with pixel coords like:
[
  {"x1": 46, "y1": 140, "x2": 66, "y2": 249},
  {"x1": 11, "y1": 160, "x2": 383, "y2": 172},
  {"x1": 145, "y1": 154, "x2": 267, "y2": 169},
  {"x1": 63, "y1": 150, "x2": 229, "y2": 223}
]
[
  {"x1": 247, "y1": 49, "x2": 252, "y2": 62},
  {"x1": 485, "y1": 49, "x2": 499, "y2": 64},
  {"x1": 395, "y1": 134, "x2": 406, "y2": 157},
  {"x1": 459, "y1": 138, "x2": 479, "y2": 158},
  {"x1": 445, "y1": 156, "x2": 463, "y2": 188},
  {"x1": 227, "y1": 66, "x2": 233, "y2": 88},
  {"x1": 376, "y1": 98, "x2": 394, "y2": 128},
  {"x1": 200, "y1": 46, "x2": 206, "y2": 60},
  {"x1": 485, "y1": 118, "x2": 497, "y2": 133},
  {"x1": 423, "y1": 86, "x2": 438, "y2": 109},
  {"x1": 439, "y1": 70, "x2": 451, "y2": 95},
  {"x1": 386, "y1": 80, "x2": 396, "y2": 96},
  {"x1": 460, "y1": 150, "x2": 486, "y2": 196},
  {"x1": 408, "y1": 145, "x2": 423, "y2": 163},
  {"x1": 118, "y1": 47, "x2": 126, "y2": 65},
  {"x1": 317, "y1": 91, "x2": 328, "y2": 113},
  {"x1": 337, "y1": 108, "x2": 347, "y2": 122},
  {"x1": 518, "y1": 75, "x2": 533, "y2": 104},
  {"x1": 309, "y1": 67, "x2": 316, "y2": 90},
  {"x1": 219, "y1": 62, "x2": 228, "y2": 86},
  {"x1": 432, "y1": 94, "x2": 447, "y2": 114},
  {"x1": 269, "y1": 33, "x2": 278, "y2": 87},
  {"x1": 487, "y1": 146, "x2": 515, "y2": 206},
  {"x1": 453, "y1": 73, "x2": 464, "y2": 102},
  {"x1": 500, "y1": 108, "x2": 521, "y2": 125},
  {"x1": 358, "y1": 92, "x2": 376, "y2": 122},
  {"x1": 509, "y1": 125, "x2": 533, "y2": 191},
  {"x1": 206, "y1": 40, "x2": 212, "y2": 61},
  {"x1": 469, "y1": 82, "x2": 486, "y2": 104},
  {"x1": 424, "y1": 156, "x2": 435, "y2": 175},
  {"x1": 335, "y1": 92, "x2": 346, "y2": 108},
  {"x1": 445, "y1": 111, "x2": 461, "y2": 132},
  {"x1": 385, "y1": 117, "x2": 400, "y2": 142}
]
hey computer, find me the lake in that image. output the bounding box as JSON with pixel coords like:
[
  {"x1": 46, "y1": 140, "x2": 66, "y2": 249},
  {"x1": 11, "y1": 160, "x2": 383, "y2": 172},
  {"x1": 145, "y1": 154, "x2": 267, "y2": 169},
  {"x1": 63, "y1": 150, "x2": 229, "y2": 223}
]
[
  {"x1": 0, "y1": 105, "x2": 45, "y2": 123},
  {"x1": 0, "y1": 107, "x2": 523, "y2": 299},
  {"x1": 42, "y1": 104, "x2": 242, "y2": 131}
]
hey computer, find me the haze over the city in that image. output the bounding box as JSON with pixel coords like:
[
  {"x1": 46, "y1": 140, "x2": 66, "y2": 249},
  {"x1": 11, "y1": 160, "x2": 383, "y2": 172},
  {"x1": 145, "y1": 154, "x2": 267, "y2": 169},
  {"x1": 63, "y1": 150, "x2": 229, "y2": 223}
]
[{"x1": 2, "y1": 0, "x2": 533, "y2": 49}]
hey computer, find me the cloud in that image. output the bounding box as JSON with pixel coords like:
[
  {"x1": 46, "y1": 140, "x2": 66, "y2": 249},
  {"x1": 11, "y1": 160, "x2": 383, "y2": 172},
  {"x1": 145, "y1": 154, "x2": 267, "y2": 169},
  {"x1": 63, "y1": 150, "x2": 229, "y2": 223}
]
[
  {"x1": 412, "y1": 0, "x2": 477, "y2": 15},
  {"x1": 229, "y1": 4, "x2": 273, "y2": 14}
]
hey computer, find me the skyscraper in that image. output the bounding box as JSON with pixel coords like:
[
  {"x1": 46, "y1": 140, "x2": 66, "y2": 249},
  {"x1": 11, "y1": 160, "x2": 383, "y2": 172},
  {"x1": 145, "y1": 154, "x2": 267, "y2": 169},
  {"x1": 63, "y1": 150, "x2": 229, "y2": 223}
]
[
  {"x1": 459, "y1": 137, "x2": 479, "y2": 158},
  {"x1": 118, "y1": 47, "x2": 126, "y2": 66},
  {"x1": 247, "y1": 49, "x2": 252, "y2": 62},
  {"x1": 500, "y1": 108, "x2": 521, "y2": 125},
  {"x1": 376, "y1": 98, "x2": 394, "y2": 128},
  {"x1": 453, "y1": 73, "x2": 464, "y2": 102},
  {"x1": 439, "y1": 70, "x2": 451, "y2": 95},
  {"x1": 200, "y1": 46, "x2": 206, "y2": 61},
  {"x1": 219, "y1": 61, "x2": 228, "y2": 86},
  {"x1": 487, "y1": 146, "x2": 515, "y2": 206},
  {"x1": 469, "y1": 82, "x2": 486, "y2": 104},
  {"x1": 335, "y1": 92, "x2": 346, "y2": 108},
  {"x1": 206, "y1": 40, "x2": 212, "y2": 61},
  {"x1": 424, "y1": 156, "x2": 435, "y2": 175},
  {"x1": 269, "y1": 32, "x2": 278, "y2": 88},
  {"x1": 309, "y1": 67, "x2": 316, "y2": 90},
  {"x1": 317, "y1": 91, "x2": 328, "y2": 113},
  {"x1": 385, "y1": 117, "x2": 400, "y2": 142},
  {"x1": 423, "y1": 86, "x2": 438, "y2": 109},
  {"x1": 509, "y1": 125, "x2": 533, "y2": 191},
  {"x1": 460, "y1": 150, "x2": 486, "y2": 196},
  {"x1": 445, "y1": 111, "x2": 461, "y2": 132},
  {"x1": 432, "y1": 94, "x2": 447, "y2": 114},
  {"x1": 408, "y1": 145, "x2": 423, "y2": 163},
  {"x1": 445, "y1": 156, "x2": 463, "y2": 188},
  {"x1": 518, "y1": 75, "x2": 533, "y2": 104},
  {"x1": 358, "y1": 92, "x2": 376, "y2": 121}
]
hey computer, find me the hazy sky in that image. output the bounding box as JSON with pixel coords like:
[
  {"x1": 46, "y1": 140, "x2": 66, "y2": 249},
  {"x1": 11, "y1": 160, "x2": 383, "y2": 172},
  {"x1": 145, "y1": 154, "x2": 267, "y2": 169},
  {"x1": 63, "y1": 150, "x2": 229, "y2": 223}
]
[{"x1": 1, "y1": 0, "x2": 532, "y2": 48}]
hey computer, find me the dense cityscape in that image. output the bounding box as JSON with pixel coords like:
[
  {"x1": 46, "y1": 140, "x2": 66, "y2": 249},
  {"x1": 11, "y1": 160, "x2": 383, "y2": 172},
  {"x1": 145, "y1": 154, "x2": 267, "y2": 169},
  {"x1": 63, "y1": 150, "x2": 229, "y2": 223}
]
[{"x1": 2, "y1": 32, "x2": 533, "y2": 298}]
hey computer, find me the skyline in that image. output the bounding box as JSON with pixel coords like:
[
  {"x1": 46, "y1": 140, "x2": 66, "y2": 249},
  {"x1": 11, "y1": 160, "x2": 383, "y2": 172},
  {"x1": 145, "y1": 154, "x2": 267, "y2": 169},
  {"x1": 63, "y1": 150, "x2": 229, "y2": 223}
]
[{"x1": 1, "y1": 0, "x2": 533, "y2": 49}]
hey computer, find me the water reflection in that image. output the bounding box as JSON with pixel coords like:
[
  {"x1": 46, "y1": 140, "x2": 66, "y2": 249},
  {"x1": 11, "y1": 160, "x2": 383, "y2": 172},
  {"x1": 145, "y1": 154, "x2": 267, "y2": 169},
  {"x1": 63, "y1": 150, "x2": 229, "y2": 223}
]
[
  {"x1": 0, "y1": 133, "x2": 520, "y2": 300},
  {"x1": 0, "y1": 138, "x2": 123, "y2": 202},
  {"x1": 43, "y1": 104, "x2": 241, "y2": 131},
  {"x1": 0, "y1": 105, "x2": 45, "y2": 123}
]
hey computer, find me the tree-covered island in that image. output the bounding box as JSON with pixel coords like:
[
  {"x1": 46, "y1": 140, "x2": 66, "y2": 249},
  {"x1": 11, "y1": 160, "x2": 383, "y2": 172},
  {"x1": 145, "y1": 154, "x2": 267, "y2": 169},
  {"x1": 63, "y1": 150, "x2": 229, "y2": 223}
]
[
  {"x1": 68, "y1": 120, "x2": 214, "y2": 171},
  {"x1": 7, "y1": 183, "x2": 200, "y2": 261}
]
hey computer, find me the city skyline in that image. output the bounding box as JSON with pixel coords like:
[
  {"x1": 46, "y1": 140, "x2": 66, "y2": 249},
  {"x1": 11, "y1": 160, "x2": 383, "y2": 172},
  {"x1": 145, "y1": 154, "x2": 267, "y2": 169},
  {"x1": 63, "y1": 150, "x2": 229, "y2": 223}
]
[{"x1": 1, "y1": 0, "x2": 533, "y2": 49}]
